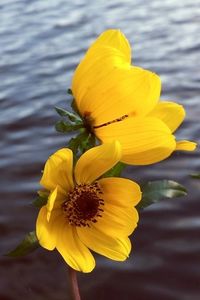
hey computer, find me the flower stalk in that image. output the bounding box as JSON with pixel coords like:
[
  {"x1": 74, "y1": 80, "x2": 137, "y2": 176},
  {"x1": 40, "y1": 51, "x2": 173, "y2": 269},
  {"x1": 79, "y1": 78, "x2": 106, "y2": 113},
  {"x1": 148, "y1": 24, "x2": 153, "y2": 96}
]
[{"x1": 68, "y1": 266, "x2": 81, "y2": 300}]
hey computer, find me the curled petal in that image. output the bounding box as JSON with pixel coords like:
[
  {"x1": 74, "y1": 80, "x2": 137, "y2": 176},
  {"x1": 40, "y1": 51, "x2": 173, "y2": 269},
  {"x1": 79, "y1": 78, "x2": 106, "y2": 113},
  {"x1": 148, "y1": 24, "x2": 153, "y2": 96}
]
[
  {"x1": 148, "y1": 101, "x2": 185, "y2": 132},
  {"x1": 46, "y1": 187, "x2": 65, "y2": 222},
  {"x1": 75, "y1": 141, "x2": 121, "y2": 184},
  {"x1": 176, "y1": 140, "x2": 197, "y2": 151},
  {"x1": 46, "y1": 188, "x2": 58, "y2": 222},
  {"x1": 40, "y1": 148, "x2": 73, "y2": 193},
  {"x1": 36, "y1": 206, "x2": 62, "y2": 251}
]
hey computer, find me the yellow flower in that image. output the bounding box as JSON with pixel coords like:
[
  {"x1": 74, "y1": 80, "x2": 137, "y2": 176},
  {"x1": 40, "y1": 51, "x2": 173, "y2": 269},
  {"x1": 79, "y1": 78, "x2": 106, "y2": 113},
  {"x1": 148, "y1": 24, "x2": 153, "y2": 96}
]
[
  {"x1": 72, "y1": 29, "x2": 196, "y2": 165},
  {"x1": 36, "y1": 141, "x2": 141, "y2": 273}
]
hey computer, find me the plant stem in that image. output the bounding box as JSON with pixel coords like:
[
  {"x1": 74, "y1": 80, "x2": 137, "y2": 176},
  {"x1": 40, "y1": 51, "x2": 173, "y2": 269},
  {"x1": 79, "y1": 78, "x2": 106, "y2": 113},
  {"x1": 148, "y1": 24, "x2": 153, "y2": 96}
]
[{"x1": 68, "y1": 266, "x2": 81, "y2": 300}]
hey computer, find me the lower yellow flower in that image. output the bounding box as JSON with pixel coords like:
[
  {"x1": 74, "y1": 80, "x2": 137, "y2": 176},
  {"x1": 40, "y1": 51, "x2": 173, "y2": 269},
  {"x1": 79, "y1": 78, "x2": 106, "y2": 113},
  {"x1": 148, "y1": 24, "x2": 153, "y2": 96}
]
[{"x1": 36, "y1": 141, "x2": 141, "y2": 273}]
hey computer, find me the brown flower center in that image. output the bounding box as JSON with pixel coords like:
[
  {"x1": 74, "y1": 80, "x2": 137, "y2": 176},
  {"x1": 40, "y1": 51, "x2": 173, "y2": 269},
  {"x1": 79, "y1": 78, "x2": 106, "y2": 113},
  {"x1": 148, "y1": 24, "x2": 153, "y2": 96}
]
[{"x1": 62, "y1": 182, "x2": 104, "y2": 227}]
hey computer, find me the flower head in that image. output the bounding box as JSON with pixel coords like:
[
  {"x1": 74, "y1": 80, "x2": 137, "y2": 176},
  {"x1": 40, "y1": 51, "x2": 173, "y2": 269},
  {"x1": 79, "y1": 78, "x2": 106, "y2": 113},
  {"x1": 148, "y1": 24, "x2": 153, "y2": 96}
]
[
  {"x1": 72, "y1": 29, "x2": 196, "y2": 165},
  {"x1": 36, "y1": 141, "x2": 141, "y2": 273}
]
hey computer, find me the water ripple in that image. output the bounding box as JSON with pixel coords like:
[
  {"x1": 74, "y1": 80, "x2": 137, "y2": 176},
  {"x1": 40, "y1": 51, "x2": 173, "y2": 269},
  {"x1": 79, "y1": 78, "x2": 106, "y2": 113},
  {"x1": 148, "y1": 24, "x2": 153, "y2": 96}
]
[{"x1": 0, "y1": 0, "x2": 200, "y2": 299}]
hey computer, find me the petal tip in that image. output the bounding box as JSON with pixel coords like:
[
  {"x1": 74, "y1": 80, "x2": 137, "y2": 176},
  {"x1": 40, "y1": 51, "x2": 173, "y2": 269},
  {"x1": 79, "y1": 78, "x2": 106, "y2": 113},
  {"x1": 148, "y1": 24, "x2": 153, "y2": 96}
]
[{"x1": 176, "y1": 140, "x2": 197, "y2": 151}]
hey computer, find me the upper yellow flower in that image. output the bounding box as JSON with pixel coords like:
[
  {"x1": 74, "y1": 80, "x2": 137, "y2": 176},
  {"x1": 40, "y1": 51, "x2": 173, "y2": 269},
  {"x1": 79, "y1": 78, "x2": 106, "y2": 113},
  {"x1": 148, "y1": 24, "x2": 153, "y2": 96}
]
[
  {"x1": 36, "y1": 141, "x2": 141, "y2": 273},
  {"x1": 72, "y1": 29, "x2": 196, "y2": 165}
]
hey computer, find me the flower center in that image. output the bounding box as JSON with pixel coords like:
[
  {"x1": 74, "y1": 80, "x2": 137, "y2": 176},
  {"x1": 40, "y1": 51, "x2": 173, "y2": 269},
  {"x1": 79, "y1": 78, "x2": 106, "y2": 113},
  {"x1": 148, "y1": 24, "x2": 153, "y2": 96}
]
[
  {"x1": 62, "y1": 182, "x2": 104, "y2": 227},
  {"x1": 83, "y1": 112, "x2": 94, "y2": 133}
]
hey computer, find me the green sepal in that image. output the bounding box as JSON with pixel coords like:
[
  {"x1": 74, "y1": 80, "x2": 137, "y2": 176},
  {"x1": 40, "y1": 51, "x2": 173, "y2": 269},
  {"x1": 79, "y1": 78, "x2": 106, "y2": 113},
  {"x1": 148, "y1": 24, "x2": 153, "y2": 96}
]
[
  {"x1": 55, "y1": 120, "x2": 83, "y2": 133},
  {"x1": 103, "y1": 162, "x2": 126, "y2": 178},
  {"x1": 6, "y1": 231, "x2": 39, "y2": 257},
  {"x1": 137, "y1": 180, "x2": 187, "y2": 210},
  {"x1": 54, "y1": 106, "x2": 82, "y2": 123},
  {"x1": 68, "y1": 133, "x2": 84, "y2": 156},
  {"x1": 68, "y1": 130, "x2": 96, "y2": 157},
  {"x1": 190, "y1": 173, "x2": 200, "y2": 179},
  {"x1": 79, "y1": 133, "x2": 96, "y2": 153},
  {"x1": 33, "y1": 190, "x2": 49, "y2": 208}
]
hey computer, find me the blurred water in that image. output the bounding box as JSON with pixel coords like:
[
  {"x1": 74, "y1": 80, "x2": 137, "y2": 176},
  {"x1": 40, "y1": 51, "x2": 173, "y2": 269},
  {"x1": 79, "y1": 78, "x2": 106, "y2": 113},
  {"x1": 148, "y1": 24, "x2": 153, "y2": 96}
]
[{"x1": 0, "y1": 0, "x2": 200, "y2": 299}]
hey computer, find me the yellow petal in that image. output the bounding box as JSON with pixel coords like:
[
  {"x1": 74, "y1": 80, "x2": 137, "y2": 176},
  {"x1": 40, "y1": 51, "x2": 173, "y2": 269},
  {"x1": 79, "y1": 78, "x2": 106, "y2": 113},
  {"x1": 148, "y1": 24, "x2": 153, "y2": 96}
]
[
  {"x1": 77, "y1": 226, "x2": 131, "y2": 261},
  {"x1": 40, "y1": 148, "x2": 73, "y2": 193},
  {"x1": 46, "y1": 188, "x2": 57, "y2": 222},
  {"x1": 46, "y1": 187, "x2": 65, "y2": 222},
  {"x1": 72, "y1": 32, "x2": 161, "y2": 125},
  {"x1": 98, "y1": 177, "x2": 142, "y2": 207},
  {"x1": 87, "y1": 29, "x2": 131, "y2": 63},
  {"x1": 95, "y1": 204, "x2": 139, "y2": 237},
  {"x1": 72, "y1": 30, "x2": 131, "y2": 110},
  {"x1": 36, "y1": 206, "x2": 62, "y2": 250},
  {"x1": 96, "y1": 116, "x2": 176, "y2": 165},
  {"x1": 148, "y1": 101, "x2": 185, "y2": 132},
  {"x1": 176, "y1": 140, "x2": 197, "y2": 151},
  {"x1": 56, "y1": 224, "x2": 95, "y2": 273},
  {"x1": 75, "y1": 141, "x2": 121, "y2": 184}
]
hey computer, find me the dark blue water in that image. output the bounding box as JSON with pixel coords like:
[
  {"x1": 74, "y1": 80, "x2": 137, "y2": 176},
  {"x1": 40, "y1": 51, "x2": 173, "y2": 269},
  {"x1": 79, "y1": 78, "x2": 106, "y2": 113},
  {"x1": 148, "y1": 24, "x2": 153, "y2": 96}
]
[{"x1": 1, "y1": 0, "x2": 200, "y2": 299}]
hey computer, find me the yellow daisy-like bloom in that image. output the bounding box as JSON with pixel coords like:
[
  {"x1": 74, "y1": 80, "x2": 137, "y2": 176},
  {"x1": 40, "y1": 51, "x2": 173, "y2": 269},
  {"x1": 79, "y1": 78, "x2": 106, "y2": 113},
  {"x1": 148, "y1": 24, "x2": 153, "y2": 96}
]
[
  {"x1": 36, "y1": 141, "x2": 141, "y2": 273},
  {"x1": 72, "y1": 29, "x2": 196, "y2": 165}
]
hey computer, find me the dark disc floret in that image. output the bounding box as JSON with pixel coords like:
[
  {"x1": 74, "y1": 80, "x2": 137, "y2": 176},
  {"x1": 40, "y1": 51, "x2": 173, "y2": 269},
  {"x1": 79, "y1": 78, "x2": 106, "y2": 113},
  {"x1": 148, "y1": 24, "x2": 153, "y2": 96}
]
[{"x1": 62, "y1": 182, "x2": 104, "y2": 227}]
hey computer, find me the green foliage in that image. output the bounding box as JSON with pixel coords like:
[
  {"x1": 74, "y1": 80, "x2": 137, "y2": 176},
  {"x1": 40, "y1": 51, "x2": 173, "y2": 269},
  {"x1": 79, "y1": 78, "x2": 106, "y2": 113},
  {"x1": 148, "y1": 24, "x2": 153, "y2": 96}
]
[
  {"x1": 68, "y1": 130, "x2": 96, "y2": 157},
  {"x1": 68, "y1": 132, "x2": 85, "y2": 155},
  {"x1": 55, "y1": 106, "x2": 82, "y2": 123},
  {"x1": 6, "y1": 231, "x2": 39, "y2": 257},
  {"x1": 55, "y1": 120, "x2": 83, "y2": 133},
  {"x1": 137, "y1": 180, "x2": 187, "y2": 210},
  {"x1": 190, "y1": 173, "x2": 200, "y2": 179},
  {"x1": 54, "y1": 99, "x2": 83, "y2": 136},
  {"x1": 103, "y1": 162, "x2": 126, "y2": 178},
  {"x1": 33, "y1": 191, "x2": 48, "y2": 208},
  {"x1": 79, "y1": 133, "x2": 96, "y2": 153}
]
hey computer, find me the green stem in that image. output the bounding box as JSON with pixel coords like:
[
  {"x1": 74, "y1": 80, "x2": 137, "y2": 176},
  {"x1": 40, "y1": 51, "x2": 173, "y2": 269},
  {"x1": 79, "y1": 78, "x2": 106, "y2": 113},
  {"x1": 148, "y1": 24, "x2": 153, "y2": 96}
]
[{"x1": 68, "y1": 266, "x2": 81, "y2": 300}]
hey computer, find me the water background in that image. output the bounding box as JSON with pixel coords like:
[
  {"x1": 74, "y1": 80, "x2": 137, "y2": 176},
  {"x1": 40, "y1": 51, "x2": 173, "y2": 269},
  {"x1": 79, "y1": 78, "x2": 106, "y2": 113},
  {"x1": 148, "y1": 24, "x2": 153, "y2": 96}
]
[{"x1": 0, "y1": 0, "x2": 200, "y2": 299}]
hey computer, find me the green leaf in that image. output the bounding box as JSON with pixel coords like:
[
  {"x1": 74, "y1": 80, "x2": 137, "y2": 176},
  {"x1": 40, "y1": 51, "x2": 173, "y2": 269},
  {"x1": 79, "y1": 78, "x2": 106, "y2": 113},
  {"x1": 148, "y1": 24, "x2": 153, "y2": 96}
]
[
  {"x1": 6, "y1": 231, "x2": 39, "y2": 257},
  {"x1": 68, "y1": 136, "x2": 82, "y2": 155},
  {"x1": 55, "y1": 120, "x2": 83, "y2": 133},
  {"x1": 190, "y1": 173, "x2": 200, "y2": 179},
  {"x1": 33, "y1": 191, "x2": 48, "y2": 208},
  {"x1": 68, "y1": 131, "x2": 87, "y2": 156},
  {"x1": 68, "y1": 131, "x2": 96, "y2": 157},
  {"x1": 54, "y1": 106, "x2": 82, "y2": 123},
  {"x1": 137, "y1": 180, "x2": 187, "y2": 210},
  {"x1": 103, "y1": 162, "x2": 126, "y2": 178}
]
